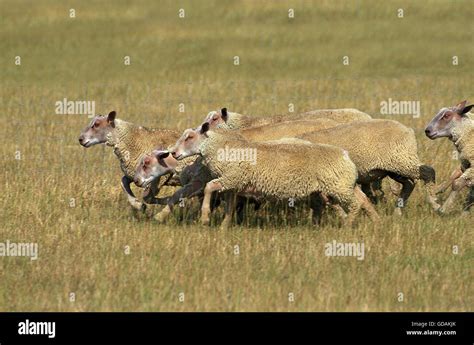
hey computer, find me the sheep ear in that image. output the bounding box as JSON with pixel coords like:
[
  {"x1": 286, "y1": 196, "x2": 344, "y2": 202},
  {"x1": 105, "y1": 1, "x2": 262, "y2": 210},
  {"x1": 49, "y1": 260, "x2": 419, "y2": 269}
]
[
  {"x1": 454, "y1": 101, "x2": 467, "y2": 113},
  {"x1": 155, "y1": 151, "x2": 170, "y2": 159},
  {"x1": 200, "y1": 122, "x2": 210, "y2": 134},
  {"x1": 460, "y1": 104, "x2": 474, "y2": 115},
  {"x1": 155, "y1": 151, "x2": 170, "y2": 168},
  {"x1": 221, "y1": 108, "x2": 228, "y2": 121},
  {"x1": 107, "y1": 111, "x2": 116, "y2": 127}
]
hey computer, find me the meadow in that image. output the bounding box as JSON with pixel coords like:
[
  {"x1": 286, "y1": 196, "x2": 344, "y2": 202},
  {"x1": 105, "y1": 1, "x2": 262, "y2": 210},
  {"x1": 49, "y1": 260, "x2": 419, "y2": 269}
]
[{"x1": 0, "y1": 0, "x2": 472, "y2": 311}]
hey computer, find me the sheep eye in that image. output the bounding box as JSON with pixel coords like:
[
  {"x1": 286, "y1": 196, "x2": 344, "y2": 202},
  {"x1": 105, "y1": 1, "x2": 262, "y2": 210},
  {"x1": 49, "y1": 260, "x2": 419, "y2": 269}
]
[{"x1": 94, "y1": 121, "x2": 99, "y2": 128}]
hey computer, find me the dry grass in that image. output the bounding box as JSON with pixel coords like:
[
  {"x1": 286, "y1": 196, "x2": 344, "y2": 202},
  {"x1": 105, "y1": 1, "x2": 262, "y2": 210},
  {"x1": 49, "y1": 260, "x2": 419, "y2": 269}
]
[{"x1": 0, "y1": 0, "x2": 472, "y2": 311}]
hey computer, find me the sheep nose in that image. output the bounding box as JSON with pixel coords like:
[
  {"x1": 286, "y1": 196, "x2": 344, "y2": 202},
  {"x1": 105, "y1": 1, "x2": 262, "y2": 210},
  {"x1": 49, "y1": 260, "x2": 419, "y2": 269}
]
[
  {"x1": 424, "y1": 128, "x2": 431, "y2": 136},
  {"x1": 171, "y1": 151, "x2": 177, "y2": 158},
  {"x1": 78, "y1": 136, "x2": 84, "y2": 144}
]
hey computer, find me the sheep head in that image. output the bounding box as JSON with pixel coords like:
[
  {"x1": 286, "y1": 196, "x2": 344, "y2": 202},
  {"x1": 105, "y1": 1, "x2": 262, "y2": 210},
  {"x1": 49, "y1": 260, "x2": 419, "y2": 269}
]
[
  {"x1": 201, "y1": 108, "x2": 228, "y2": 130},
  {"x1": 134, "y1": 149, "x2": 177, "y2": 187},
  {"x1": 78, "y1": 111, "x2": 116, "y2": 147},
  {"x1": 425, "y1": 101, "x2": 473, "y2": 140},
  {"x1": 171, "y1": 123, "x2": 210, "y2": 160}
]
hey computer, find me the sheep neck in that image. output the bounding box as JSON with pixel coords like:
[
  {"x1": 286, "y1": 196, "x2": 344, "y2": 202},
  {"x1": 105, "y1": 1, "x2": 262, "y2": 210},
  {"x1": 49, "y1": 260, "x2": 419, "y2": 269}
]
[
  {"x1": 452, "y1": 117, "x2": 474, "y2": 151},
  {"x1": 105, "y1": 119, "x2": 141, "y2": 175}
]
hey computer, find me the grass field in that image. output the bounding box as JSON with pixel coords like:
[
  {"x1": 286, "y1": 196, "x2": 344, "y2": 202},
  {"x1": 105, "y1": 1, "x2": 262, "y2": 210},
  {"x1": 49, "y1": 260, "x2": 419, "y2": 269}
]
[{"x1": 0, "y1": 0, "x2": 472, "y2": 311}]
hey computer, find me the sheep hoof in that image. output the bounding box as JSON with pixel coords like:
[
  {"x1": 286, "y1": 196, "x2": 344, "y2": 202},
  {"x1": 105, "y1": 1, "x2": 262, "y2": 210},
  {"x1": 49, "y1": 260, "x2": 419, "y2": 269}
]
[
  {"x1": 201, "y1": 219, "x2": 210, "y2": 226},
  {"x1": 393, "y1": 207, "x2": 403, "y2": 216},
  {"x1": 437, "y1": 207, "x2": 448, "y2": 215}
]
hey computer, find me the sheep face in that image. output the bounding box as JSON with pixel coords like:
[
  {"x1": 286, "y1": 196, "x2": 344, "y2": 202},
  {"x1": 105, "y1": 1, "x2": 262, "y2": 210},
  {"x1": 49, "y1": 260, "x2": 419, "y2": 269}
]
[
  {"x1": 425, "y1": 101, "x2": 473, "y2": 140},
  {"x1": 79, "y1": 111, "x2": 116, "y2": 147},
  {"x1": 202, "y1": 108, "x2": 228, "y2": 129},
  {"x1": 134, "y1": 150, "x2": 177, "y2": 187},
  {"x1": 171, "y1": 123, "x2": 210, "y2": 160}
]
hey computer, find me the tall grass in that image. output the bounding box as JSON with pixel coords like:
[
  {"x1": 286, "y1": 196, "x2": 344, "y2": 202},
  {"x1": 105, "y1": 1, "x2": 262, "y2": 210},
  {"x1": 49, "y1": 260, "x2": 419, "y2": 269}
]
[{"x1": 0, "y1": 0, "x2": 472, "y2": 311}]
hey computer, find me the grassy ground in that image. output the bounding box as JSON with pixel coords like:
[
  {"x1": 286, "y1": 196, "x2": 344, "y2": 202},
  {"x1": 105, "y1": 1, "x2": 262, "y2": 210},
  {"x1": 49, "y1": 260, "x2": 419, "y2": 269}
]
[{"x1": 0, "y1": 0, "x2": 472, "y2": 311}]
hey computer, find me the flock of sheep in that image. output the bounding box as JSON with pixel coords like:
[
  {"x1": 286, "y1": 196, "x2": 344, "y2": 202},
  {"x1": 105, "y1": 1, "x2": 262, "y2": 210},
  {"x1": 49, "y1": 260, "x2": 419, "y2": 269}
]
[{"x1": 78, "y1": 101, "x2": 474, "y2": 228}]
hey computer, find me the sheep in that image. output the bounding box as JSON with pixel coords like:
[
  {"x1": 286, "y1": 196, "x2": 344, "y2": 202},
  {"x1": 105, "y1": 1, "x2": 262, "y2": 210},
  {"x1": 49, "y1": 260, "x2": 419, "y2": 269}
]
[
  {"x1": 433, "y1": 111, "x2": 474, "y2": 197},
  {"x1": 297, "y1": 119, "x2": 441, "y2": 214},
  {"x1": 202, "y1": 107, "x2": 372, "y2": 130},
  {"x1": 136, "y1": 119, "x2": 342, "y2": 223},
  {"x1": 135, "y1": 152, "x2": 216, "y2": 222},
  {"x1": 425, "y1": 100, "x2": 474, "y2": 214},
  {"x1": 78, "y1": 111, "x2": 183, "y2": 211},
  {"x1": 203, "y1": 108, "x2": 402, "y2": 202},
  {"x1": 169, "y1": 123, "x2": 380, "y2": 229}
]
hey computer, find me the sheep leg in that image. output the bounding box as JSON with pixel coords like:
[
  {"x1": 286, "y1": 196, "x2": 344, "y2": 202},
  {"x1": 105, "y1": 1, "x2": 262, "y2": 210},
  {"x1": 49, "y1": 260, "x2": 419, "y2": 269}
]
[
  {"x1": 463, "y1": 187, "x2": 474, "y2": 214},
  {"x1": 387, "y1": 173, "x2": 415, "y2": 215},
  {"x1": 354, "y1": 186, "x2": 380, "y2": 223},
  {"x1": 452, "y1": 168, "x2": 473, "y2": 191},
  {"x1": 438, "y1": 190, "x2": 458, "y2": 214},
  {"x1": 201, "y1": 179, "x2": 223, "y2": 226},
  {"x1": 369, "y1": 180, "x2": 386, "y2": 203},
  {"x1": 342, "y1": 194, "x2": 362, "y2": 228},
  {"x1": 310, "y1": 193, "x2": 326, "y2": 225},
  {"x1": 387, "y1": 178, "x2": 403, "y2": 196},
  {"x1": 209, "y1": 192, "x2": 222, "y2": 212},
  {"x1": 418, "y1": 165, "x2": 441, "y2": 211},
  {"x1": 361, "y1": 183, "x2": 377, "y2": 204},
  {"x1": 220, "y1": 192, "x2": 236, "y2": 230},
  {"x1": 121, "y1": 176, "x2": 145, "y2": 211},
  {"x1": 235, "y1": 196, "x2": 250, "y2": 225},
  {"x1": 439, "y1": 169, "x2": 473, "y2": 214},
  {"x1": 142, "y1": 178, "x2": 169, "y2": 205},
  {"x1": 154, "y1": 180, "x2": 204, "y2": 223},
  {"x1": 435, "y1": 168, "x2": 463, "y2": 194}
]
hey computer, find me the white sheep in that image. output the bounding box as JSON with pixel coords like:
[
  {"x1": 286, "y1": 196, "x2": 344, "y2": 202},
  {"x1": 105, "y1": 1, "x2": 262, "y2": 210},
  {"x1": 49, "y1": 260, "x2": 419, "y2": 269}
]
[
  {"x1": 297, "y1": 119, "x2": 441, "y2": 214},
  {"x1": 138, "y1": 119, "x2": 349, "y2": 223},
  {"x1": 170, "y1": 123, "x2": 380, "y2": 229},
  {"x1": 425, "y1": 100, "x2": 474, "y2": 214},
  {"x1": 78, "y1": 111, "x2": 185, "y2": 211}
]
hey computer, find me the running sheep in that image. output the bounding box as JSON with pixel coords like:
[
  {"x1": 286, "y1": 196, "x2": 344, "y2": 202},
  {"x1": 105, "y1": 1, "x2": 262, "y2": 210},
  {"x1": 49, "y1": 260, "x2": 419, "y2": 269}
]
[
  {"x1": 137, "y1": 118, "x2": 346, "y2": 223},
  {"x1": 78, "y1": 111, "x2": 193, "y2": 211},
  {"x1": 204, "y1": 107, "x2": 399, "y2": 200},
  {"x1": 425, "y1": 100, "x2": 474, "y2": 214},
  {"x1": 169, "y1": 123, "x2": 380, "y2": 229},
  {"x1": 135, "y1": 152, "x2": 216, "y2": 222},
  {"x1": 297, "y1": 119, "x2": 441, "y2": 214}
]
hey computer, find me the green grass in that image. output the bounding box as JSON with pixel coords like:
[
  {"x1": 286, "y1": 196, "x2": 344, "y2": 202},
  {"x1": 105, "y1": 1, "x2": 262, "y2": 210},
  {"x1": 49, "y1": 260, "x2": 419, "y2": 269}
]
[{"x1": 0, "y1": 0, "x2": 472, "y2": 311}]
